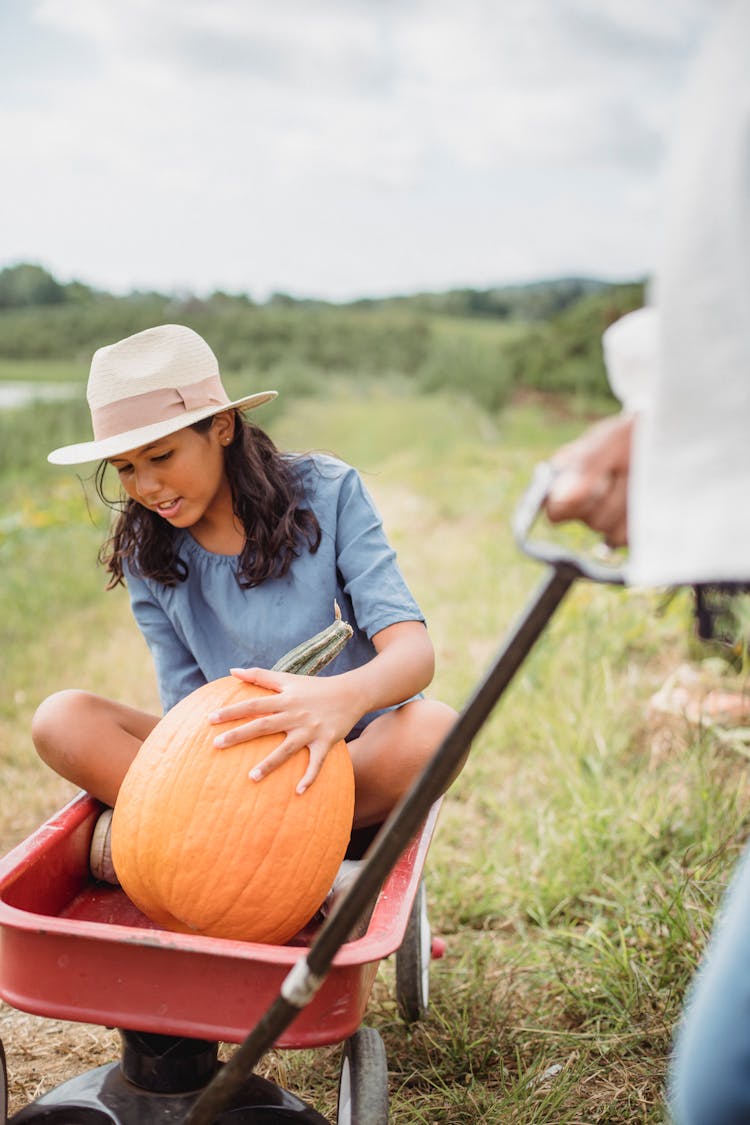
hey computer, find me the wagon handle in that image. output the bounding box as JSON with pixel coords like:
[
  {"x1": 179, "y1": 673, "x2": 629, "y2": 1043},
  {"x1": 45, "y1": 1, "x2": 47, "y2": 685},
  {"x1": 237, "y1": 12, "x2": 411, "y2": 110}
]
[
  {"x1": 513, "y1": 461, "x2": 627, "y2": 587},
  {"x1": 182, "y1": 466, "x2": 623, "y2": 1125}
]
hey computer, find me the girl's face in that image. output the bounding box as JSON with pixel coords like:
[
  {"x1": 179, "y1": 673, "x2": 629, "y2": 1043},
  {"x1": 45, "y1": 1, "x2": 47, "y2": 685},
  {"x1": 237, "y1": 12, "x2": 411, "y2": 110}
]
[{"x1": 108, "y1": 412, "x2": 236, "y2": 540}]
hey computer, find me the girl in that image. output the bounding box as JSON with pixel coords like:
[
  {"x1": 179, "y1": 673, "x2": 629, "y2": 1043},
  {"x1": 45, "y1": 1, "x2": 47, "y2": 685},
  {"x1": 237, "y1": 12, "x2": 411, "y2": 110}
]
[{"x1": 32, "y1": 324, "x2": 456, "y2": 883}]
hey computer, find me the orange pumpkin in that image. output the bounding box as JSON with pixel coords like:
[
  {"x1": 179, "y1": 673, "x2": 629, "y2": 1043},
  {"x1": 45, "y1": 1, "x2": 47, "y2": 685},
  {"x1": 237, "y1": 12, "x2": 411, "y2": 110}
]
[{"x1": 110, "y1": 675, "x2": 355, "y2": 944}]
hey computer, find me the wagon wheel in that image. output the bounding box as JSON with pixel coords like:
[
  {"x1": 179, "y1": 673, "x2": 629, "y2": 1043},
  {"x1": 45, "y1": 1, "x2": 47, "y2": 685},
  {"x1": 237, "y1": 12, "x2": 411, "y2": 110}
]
[
  {"x1": 395, "y1": 879, "x2": 431, "y2": 1023},
  {"x1": 337, "y1": 1027, "x2": 388, "y2": 1125},
  {"x1": 0, "y1": 1037, "x2": 7, "y2": 1125}
]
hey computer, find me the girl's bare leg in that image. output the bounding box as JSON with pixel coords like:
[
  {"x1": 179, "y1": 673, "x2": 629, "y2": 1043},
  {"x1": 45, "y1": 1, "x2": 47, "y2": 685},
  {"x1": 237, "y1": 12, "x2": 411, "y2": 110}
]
[
  {"x1": 32, "y1": 690, "x2": 160, "y2": 808},
  {"x1": 32, "y1": 691, "x2": 460, "y2": 825},
  {"x1": 348, "y1": 698, "x2": 458, "y2": 828}
]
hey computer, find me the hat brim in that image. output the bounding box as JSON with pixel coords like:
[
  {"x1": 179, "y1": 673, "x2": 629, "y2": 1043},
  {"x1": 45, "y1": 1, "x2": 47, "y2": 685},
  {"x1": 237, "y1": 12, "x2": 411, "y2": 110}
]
[{"x1": 47, "y1": 391, "x2": 278, "y2": 466}]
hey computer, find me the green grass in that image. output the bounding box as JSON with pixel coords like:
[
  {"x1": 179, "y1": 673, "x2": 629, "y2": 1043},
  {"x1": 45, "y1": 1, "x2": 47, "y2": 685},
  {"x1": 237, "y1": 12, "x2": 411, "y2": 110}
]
[
  {"x1": 1, "y1": 384, "x2": 746, "y2": 1122},
  {"x1": 0, "y1": 357, "x2": 86, "y2": 383}
]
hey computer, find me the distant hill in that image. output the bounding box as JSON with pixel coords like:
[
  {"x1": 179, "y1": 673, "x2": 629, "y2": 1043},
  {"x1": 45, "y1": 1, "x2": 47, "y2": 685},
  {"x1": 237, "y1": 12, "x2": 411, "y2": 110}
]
[
  {"x1": 0, "y1": 262, "x2": 632, "y2": 320},
  {"x1": 345, "y1": 277, "x2": 616, "y2": 321}
]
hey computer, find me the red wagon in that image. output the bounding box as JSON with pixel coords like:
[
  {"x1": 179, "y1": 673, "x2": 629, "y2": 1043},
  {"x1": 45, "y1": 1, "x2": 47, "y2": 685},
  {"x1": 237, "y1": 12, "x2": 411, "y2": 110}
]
[
  {"x1": 0, "y1": 793, "x2": 443, "y2": 1124},
  {"x1": 0, "y1": 467, "x2": 626, "y2": 1124}
]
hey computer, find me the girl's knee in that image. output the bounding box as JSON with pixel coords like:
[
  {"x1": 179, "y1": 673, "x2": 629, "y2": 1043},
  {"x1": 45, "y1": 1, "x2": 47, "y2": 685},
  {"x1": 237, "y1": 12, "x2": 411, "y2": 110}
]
[
  {"x1": 391, "y1": 698, "x2": 459, "y2": 782},
  {"x1": 401, "y1": 698, "x2": 457, "y2": 742},
  {"x1": 349, "y1": 698, "x2": 456, "y2": 826},
  {"x1": 404, "y1": 698, "x2": 460, "y2": 776},
  {"x1": 32, "y1": 689, "x2": 94, "y2": 768},
  {"x1": 32, "y1": 690, "x2": 152, "y2": 804},
  {"x1": 33, "y1": 689, "x2": 82, "y2": 743},
  {"x1": 423, "y1": 698, "x2": 459, "y2": 730}
]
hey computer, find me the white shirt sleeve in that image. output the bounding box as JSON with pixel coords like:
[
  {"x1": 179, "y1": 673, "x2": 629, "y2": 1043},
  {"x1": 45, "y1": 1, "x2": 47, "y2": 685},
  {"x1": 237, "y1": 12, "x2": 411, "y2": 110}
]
[
  {"x1": 601, "y1": 306, "x2": 660, "y2": 414},
  {"x1": 609, "y1": 0, "x2": 750, "y2": 586}
]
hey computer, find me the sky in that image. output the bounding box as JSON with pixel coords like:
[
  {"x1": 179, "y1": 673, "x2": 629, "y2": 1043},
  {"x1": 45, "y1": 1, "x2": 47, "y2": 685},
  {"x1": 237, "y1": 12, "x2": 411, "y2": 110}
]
[{"x1": 1, "y1": 0, "x2": 716, "y2": 302}]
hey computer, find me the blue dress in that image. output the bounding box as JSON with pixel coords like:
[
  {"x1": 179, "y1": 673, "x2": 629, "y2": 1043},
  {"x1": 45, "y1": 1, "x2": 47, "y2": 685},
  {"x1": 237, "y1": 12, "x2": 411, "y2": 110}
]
[{"x1": 124, "y1": 454, "x2": 425, "y2": 728}]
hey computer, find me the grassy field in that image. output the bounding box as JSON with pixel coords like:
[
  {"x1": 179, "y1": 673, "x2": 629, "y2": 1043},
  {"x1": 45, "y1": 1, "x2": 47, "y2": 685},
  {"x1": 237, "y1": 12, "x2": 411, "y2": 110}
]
[{"x1": 1, "y1": 381, "x2": 748, "y2": 1122}]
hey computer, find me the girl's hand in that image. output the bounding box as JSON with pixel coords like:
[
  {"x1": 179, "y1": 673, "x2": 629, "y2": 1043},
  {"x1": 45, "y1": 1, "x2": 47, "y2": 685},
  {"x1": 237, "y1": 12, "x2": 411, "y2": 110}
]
[
  {"x1": 210, "y1": 620, "x2": 436, "y2": 793},
  {"x1": 209, "y1": 668, "x2": 359, "y2": 794}
]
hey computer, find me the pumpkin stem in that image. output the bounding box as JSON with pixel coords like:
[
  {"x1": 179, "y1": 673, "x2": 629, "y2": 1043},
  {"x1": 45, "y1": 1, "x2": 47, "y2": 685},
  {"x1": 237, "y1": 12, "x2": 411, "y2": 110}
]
[{"x1": 272, "y1": 602, "x2": 353, "y2": 676}]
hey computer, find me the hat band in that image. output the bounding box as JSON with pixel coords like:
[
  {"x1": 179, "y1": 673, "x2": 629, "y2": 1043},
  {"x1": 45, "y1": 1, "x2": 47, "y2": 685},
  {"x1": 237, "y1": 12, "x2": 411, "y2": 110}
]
[{"x1": 91, "y1": 373, "x2": 231, "y2": 441}]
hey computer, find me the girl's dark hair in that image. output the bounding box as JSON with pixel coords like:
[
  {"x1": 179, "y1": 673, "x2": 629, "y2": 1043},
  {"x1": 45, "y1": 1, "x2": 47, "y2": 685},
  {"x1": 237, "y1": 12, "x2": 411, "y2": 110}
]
[{"x1": 97, "y1": 413, "x2": 321, "y2": 589}]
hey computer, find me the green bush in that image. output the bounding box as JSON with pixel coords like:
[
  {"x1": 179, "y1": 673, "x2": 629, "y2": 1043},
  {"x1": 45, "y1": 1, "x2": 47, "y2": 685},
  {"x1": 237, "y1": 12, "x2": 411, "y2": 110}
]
[
  {"x1": 417, "y1": 332, "x2": 515, "y2": 412},
  {"x1": 0, "y1": 398, "x2": 92, "y2": 482},
  {"x1": 502, "y1": 283, "x2": 645, "y2": 401}
]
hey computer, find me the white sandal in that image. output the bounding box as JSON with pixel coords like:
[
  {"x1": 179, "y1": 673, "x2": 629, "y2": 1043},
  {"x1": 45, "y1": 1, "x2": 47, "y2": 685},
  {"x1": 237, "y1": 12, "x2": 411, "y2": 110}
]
[{"x1": 89, "y1": 807, "x2": 119, "y2": 884}]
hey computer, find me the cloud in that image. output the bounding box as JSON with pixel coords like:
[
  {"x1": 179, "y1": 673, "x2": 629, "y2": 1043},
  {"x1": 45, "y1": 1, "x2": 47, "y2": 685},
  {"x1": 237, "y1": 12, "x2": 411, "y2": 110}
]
[{"x1": 0, "y1": 0, "x2": 715, "y2": 298}]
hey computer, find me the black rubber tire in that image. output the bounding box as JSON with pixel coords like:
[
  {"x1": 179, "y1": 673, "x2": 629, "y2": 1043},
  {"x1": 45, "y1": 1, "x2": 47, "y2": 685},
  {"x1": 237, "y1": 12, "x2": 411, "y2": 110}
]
[
  {"x1": 337, "y1": 1027, "x2": 388, "y2": 1125},
  {"x1": 0, "y1": 1037, "x2": 7, "y2": 1125},
  {"x1": 395, "y1": 879, "x2": 431, "y2": 1023}
]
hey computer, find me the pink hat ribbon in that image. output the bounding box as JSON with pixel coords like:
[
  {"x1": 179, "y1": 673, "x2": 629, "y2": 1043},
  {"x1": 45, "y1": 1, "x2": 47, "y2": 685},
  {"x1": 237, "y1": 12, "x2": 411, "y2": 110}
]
[{"x1": 91, "y1": 373, "x2": 230, "y2": 441}]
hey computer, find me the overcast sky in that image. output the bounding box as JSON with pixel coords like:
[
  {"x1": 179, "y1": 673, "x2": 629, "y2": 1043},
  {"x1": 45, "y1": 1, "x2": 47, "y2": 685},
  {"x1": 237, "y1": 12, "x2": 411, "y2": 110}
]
[{"x1": 1, "y1": 0, "x2": 715, "y2": 302}]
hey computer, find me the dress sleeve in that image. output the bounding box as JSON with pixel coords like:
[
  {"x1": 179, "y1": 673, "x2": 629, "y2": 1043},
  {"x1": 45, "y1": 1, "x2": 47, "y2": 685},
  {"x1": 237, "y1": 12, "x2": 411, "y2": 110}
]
[
  {"x1": 333, "y1": 466, "x2": 425, "y2": 639},
  {"x1": 125, "y1": 568, "x2": 207, "y2": 713}
]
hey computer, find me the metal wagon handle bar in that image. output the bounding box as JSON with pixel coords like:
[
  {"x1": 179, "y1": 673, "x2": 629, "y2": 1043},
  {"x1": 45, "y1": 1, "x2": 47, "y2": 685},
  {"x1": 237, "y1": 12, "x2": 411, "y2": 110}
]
[
  {"x1": 183, "y1": 465, "x2": 627, "y2": 1125},
  {"x1": 512, "y1": 462, "x2": 627, "y2": 586}
]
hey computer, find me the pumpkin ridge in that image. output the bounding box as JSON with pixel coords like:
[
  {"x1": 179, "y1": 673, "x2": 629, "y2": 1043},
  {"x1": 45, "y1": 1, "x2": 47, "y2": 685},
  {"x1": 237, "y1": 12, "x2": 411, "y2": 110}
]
[
  {"x1": 146, "y1": 730, "x2": 203, "y2": 908},
  {"x1": 200, "y1": 742, "x2": 352, "y2": 940},
  {"x1": 170, "y1": 738, "x2": 301, "y2": 932},
  {"x1": 201, "y1": 752, "x2": 335, "y2": 937},
  {"x1": 149, "y1": 688, "x2": 281, "y2": 918}
]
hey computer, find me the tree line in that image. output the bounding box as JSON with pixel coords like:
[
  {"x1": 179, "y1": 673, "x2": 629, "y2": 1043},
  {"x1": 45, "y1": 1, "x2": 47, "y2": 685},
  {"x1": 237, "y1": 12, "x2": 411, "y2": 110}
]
[{"x1": 0, "y1": 262, "x2": 645, "y2": 407}]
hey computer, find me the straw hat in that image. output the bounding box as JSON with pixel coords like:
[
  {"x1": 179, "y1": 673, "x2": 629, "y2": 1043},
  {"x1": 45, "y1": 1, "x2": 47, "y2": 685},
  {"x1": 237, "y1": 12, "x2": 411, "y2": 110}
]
[{"x1": 48, "y1": 324, "x2": 277, "y2": 465}]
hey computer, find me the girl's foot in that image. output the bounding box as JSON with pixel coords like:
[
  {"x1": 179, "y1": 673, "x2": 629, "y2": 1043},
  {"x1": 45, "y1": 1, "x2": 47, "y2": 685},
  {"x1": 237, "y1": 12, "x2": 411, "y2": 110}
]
[
  {"x1": 320, "y1": 860, "x2": 376, "y2": 939},
  {"x1": 90, "y1": 807, "x2": 119, "y2": 884}
]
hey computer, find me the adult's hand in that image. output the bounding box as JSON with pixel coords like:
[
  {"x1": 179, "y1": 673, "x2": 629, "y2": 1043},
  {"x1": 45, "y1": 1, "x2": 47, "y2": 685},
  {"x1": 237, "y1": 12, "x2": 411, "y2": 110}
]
[{"x1": 545, "y1": 413, "x2": 635, "y2": 548}]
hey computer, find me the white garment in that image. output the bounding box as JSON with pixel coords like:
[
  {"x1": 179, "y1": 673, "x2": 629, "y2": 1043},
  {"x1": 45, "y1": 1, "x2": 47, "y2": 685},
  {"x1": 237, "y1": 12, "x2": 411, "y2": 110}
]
[
  {"x1": 602, "y1": 306, "x2": 659, "y2": 415},
  {"x1": 604, "y1": 0, "x2": 750, "y2": 587}
]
